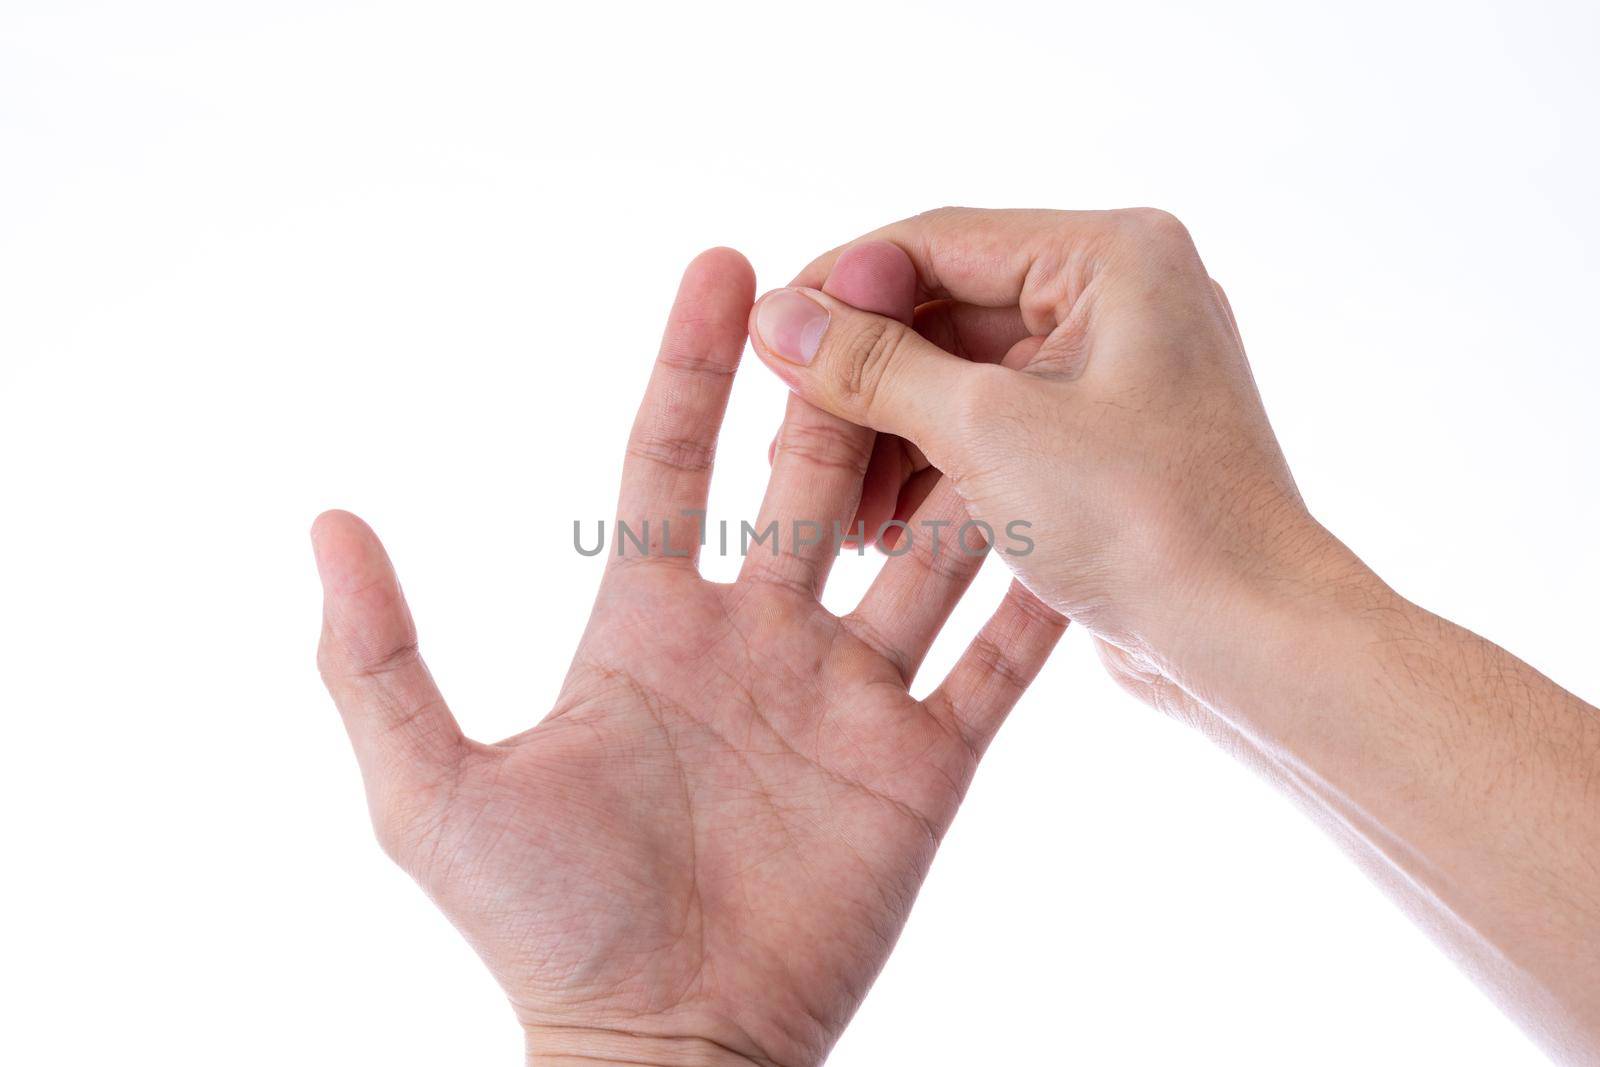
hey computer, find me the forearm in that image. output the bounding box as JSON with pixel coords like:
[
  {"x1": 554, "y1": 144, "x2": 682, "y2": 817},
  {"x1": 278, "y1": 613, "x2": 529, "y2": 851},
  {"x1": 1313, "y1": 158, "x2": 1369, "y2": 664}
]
[{"x1": 1182, "y1": 541, "x2": 1600, "y2": 1061}]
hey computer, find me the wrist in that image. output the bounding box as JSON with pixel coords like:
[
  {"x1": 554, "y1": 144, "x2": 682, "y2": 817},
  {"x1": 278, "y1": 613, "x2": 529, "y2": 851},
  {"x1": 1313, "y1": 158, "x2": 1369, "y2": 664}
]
[
  {"x1": 524, "y1": 1024, "x2": 771, "y2": 1067},
  {"x1": 1157, "y1": 519, "x2": 1399, "y2": 737}
]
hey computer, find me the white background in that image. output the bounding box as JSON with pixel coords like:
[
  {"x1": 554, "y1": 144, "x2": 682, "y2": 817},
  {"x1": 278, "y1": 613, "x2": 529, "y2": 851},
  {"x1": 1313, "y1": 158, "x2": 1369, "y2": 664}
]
[{"x1": 3, "y1": 1, "x2": 1596, "y2": 1063}]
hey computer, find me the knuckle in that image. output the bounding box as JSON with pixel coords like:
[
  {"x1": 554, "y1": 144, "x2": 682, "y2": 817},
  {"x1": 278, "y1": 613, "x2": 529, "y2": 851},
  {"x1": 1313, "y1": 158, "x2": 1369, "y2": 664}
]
[
  {"x1": 965, "y1": 632, "x2": 1033, "y2": 694},
  {"x1": 315, "y1": 626, "x2": 340, "y2": 679},
  {"x1": 654, "y1": 348, "x2": 737, "y2": 379},
  {"x1": 1005, "y1": 584, "x2": 1066, "y2": 629},
  {"x1": 773, "y1": 418, "x2": 872, "y2": 476},
  {"x1": 908, "y1": 524, "x2": 984, "y2": 584},
  {"x1": 322, "y1": 636, "x2": 422, "y2": 684},
  {"x1": 841, "y1": 610, "x2": 913, "y2": 683},
  {"x1": 626, "y1": 429, "x2": 716, "y2": 474},
  {"x1": 832, "y1": 316, "x2": 904, "y2": 415},
  {"x1": 1117, "y1": 206, "x2": 1195, "y2": 249},
  {"x1": 917, "y1": 204, "x2": 967, "y2": 222}
]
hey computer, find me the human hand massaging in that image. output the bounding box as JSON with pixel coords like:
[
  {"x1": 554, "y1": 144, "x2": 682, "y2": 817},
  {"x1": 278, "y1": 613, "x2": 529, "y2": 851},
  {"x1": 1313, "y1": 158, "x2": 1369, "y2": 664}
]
[{"x1": 312, "y1": 207, "x2": 1600, "y2": 1066}]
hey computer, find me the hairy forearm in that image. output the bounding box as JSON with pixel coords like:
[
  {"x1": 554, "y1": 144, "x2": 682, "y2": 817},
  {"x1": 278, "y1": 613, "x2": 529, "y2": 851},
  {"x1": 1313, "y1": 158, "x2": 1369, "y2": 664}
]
[{"x1": 1188, "y1": 544, "x2": 1600, "y2": 1061}]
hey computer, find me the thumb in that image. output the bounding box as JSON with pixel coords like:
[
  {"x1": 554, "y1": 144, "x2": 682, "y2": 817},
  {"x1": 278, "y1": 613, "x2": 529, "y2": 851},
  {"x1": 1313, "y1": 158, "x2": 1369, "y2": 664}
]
[
  {"x1": 312, "y1": 509, "x2": 464, "y2": 821},
  {"x1": 750, "y1": 287, "x2": 989, "y2": 466}
]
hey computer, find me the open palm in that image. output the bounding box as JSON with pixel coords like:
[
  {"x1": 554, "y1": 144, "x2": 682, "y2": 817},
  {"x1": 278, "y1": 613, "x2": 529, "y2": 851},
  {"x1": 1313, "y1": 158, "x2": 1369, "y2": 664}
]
[{"x1": 313, "y1": 248, "x2": 1065, "y2": 1066}]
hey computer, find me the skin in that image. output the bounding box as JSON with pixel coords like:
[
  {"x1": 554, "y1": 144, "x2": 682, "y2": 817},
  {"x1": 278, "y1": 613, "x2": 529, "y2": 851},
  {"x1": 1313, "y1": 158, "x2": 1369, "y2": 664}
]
[
  {"x1": 748, "y1": 207, "x2": 1600, "y2": 1064},
  {"x1": 312, "y1": 246, "x2": 1065, "y2": 1067}
]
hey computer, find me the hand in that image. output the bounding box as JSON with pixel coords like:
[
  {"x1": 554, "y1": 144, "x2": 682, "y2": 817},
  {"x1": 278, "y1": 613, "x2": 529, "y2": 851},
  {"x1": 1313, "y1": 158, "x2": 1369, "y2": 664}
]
[
  {"x1": 748, "y1": 208, "x2": 1600, "y2": 1062},
  {"x1": 750, "y1": 208, "x2": 1347, "y2": 721},
  {"x1": 312, "y1": 247, "x2": 1065, "y2": 1067}
]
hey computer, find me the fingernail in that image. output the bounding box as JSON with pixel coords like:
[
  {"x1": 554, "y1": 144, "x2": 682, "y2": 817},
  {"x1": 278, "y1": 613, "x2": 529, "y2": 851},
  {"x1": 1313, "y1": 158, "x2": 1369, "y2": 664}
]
[{"x1": 756, "y1": 289, "x2": 829, "y2": 365}]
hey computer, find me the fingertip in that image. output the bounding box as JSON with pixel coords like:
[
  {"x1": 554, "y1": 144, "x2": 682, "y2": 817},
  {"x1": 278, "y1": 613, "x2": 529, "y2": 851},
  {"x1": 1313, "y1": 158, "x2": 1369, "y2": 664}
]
[
  {"x1": 311, "y1": 509, "x2": 351, "y2": 585},
  {"x1": 311, "y1": 508, "x2": 363, "y2": 543},
  {"x1": 310, "y1": 509, "x2": 390, "y2": 595},
  {"x1": 824, "y1": 240, "x2": 917, "y2": 323},
  {"x1": 684, "y1": 246, "x2": 756, "y2": 298},
  {"x1": 664, "y1": 248, "x2": 757, "y2": 373},
  {"x1": 694, "y1": 244, "x2": 750, "y2": 267}
]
